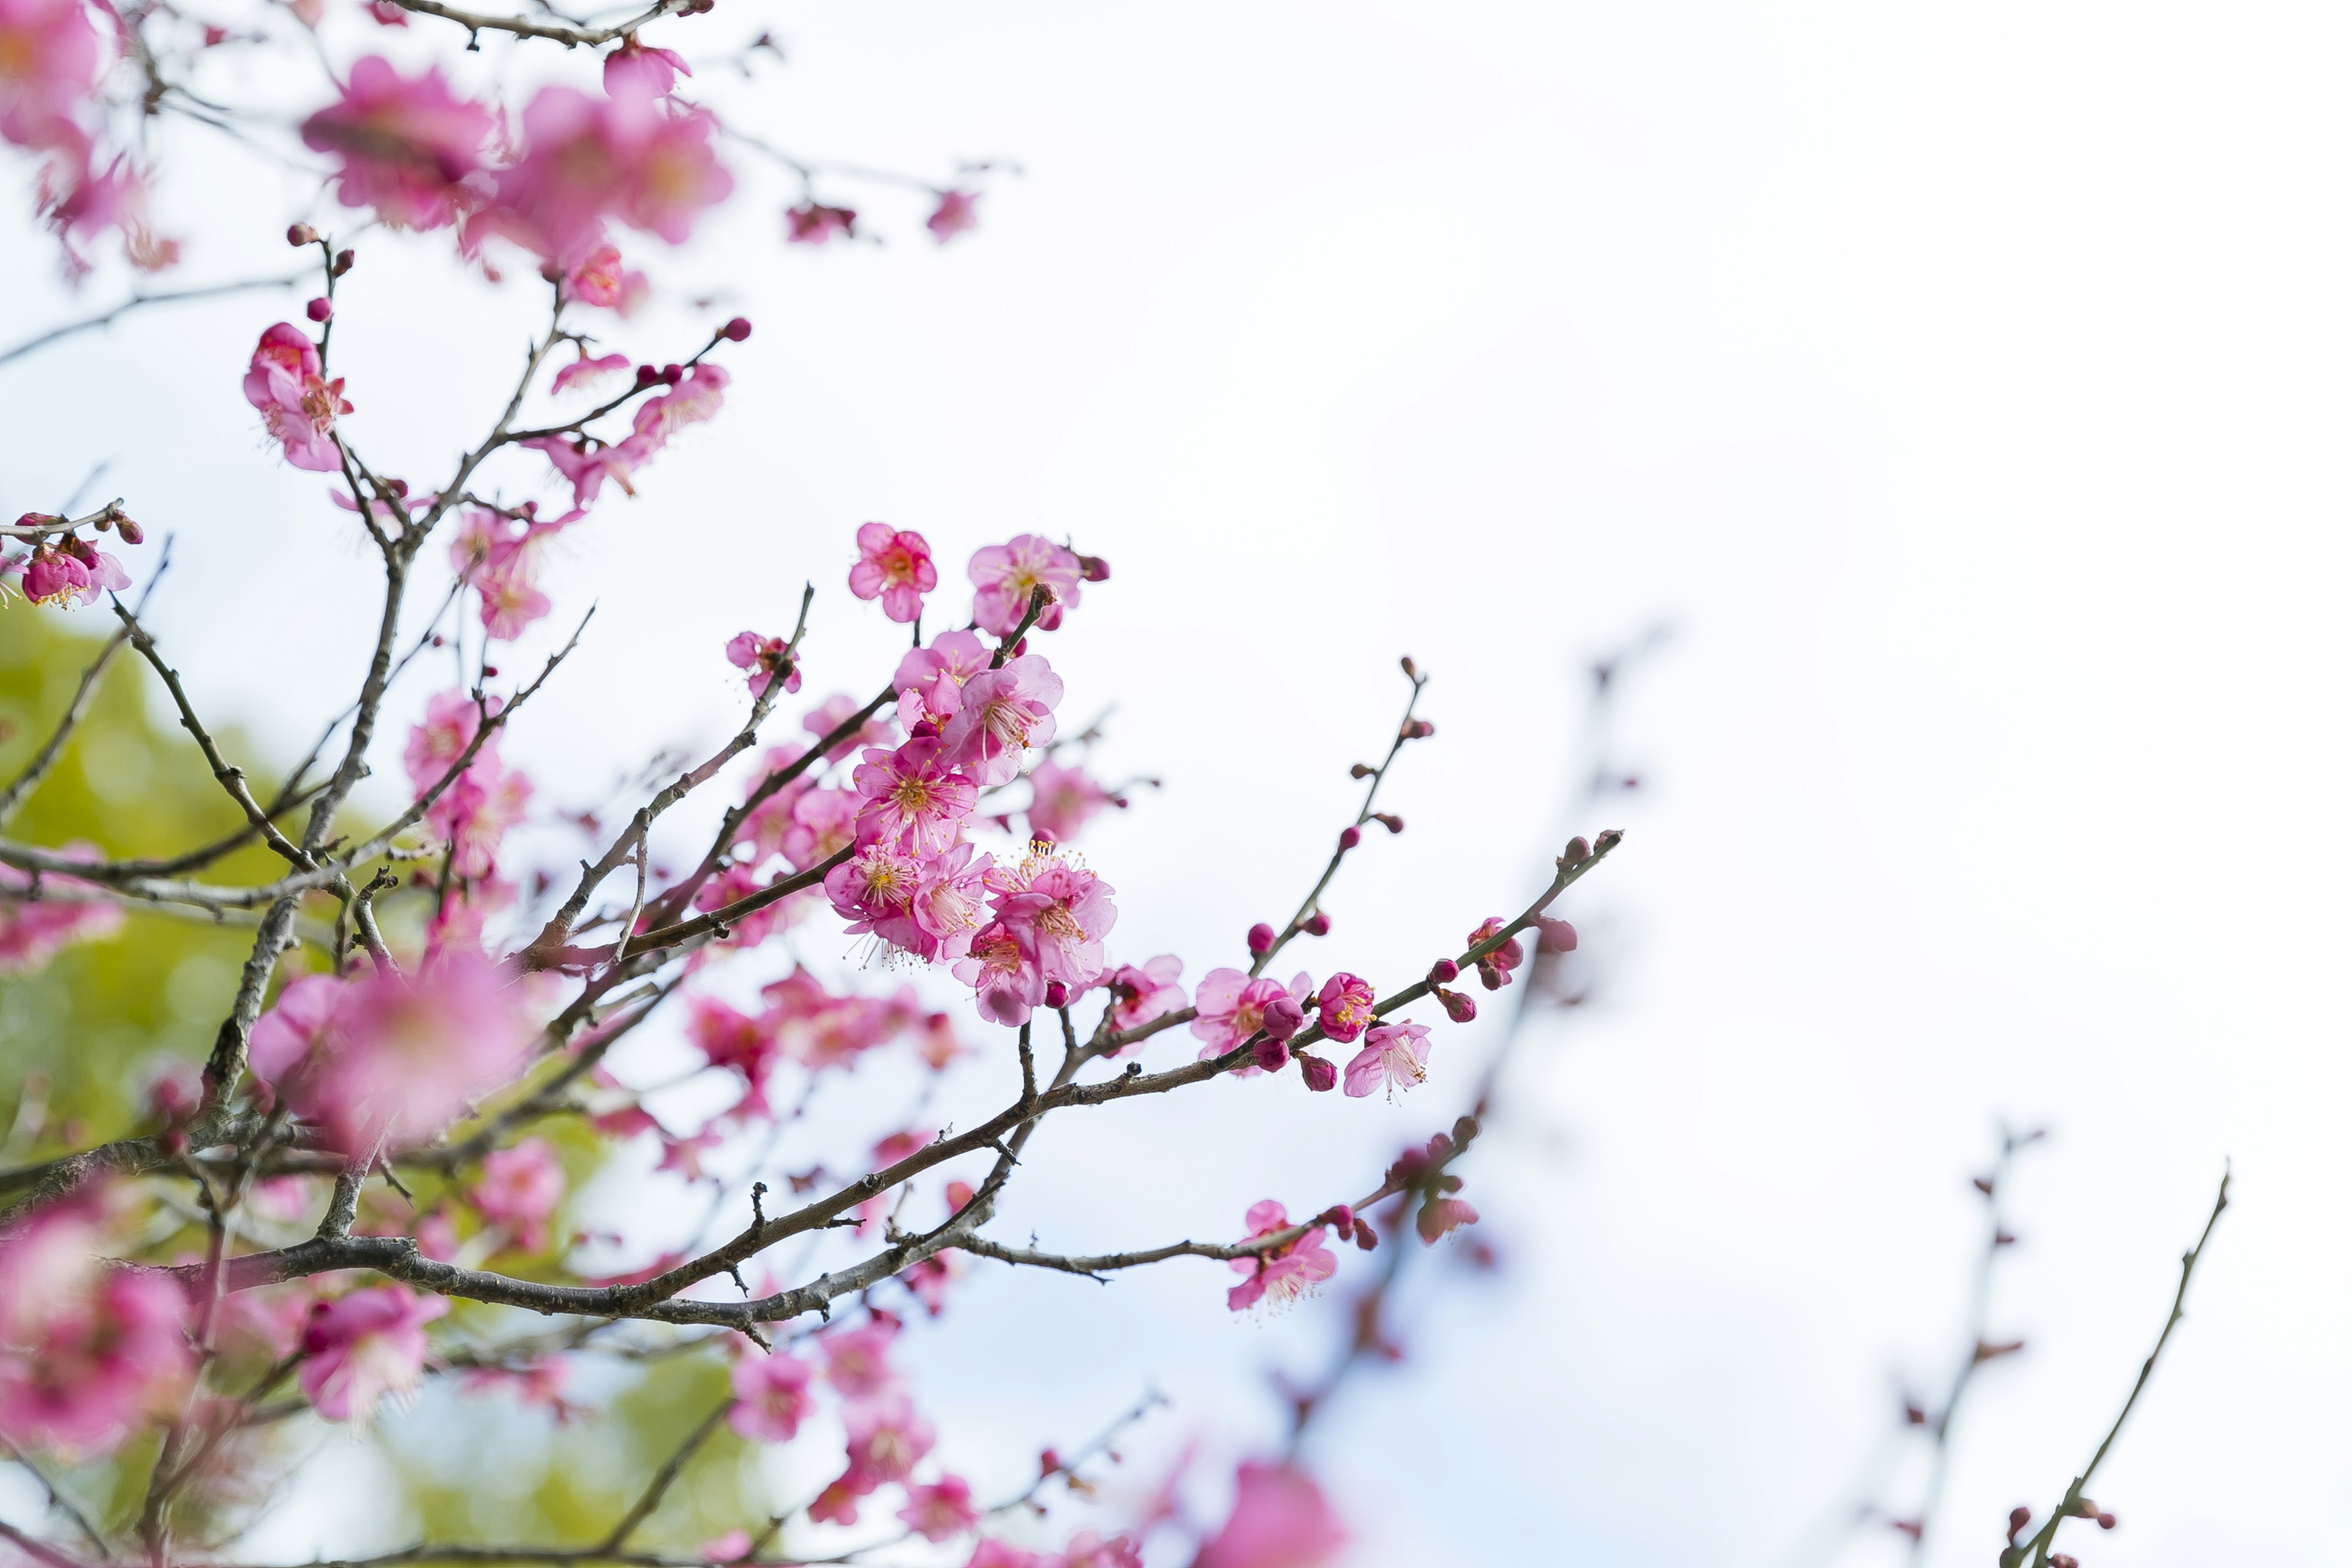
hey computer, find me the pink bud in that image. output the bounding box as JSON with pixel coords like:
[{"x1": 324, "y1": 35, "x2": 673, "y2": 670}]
[
  {"x1": 288, "y1": 223, "x2": 318, "y2": 246},
  {"x1": 635, "y1": 364, "x2": 659, "y2": 385},
  {"x1": 1352, "y1": 1218, "x2": 1378, "y2": 1250},
  {"x1": 1246, "y1": 922, "x2": 1275, "y2": 954},
  {"x1": 1319, "y1": 1204, "x2": 1354, "y2": 1230},
  {"x1": 1436, "y1": 987, "x2": 1477, "y2": 1023},
  {"x1": 1563, "y1": 835, "x2": 1591, "y2": 865},
  {"x1": 660, "y1": 363, "x2": 684, "y2": 385},
  {"x1": 1251, "y1": 1036, "x2": 1290, "y2": 1073},
  {"x1": 306, "y1": 296, "x2": 333, "y2": 322},
  {"x1": 1077, "y1": 554, "x2": 1110, "y2": 582},
  {"x1": 1338, "y1": 825, "x2": 1360, "y2": 851},
  {"x1": 721, "y1": 317, "x2": 753, "y2": 341},
  {"x1": 1297, "y1": 1053, "x2": 1336, "y2": 1093},
  {"x1": 1535, "y1": 916, "x2": 1577, "y2": 953},
  {"x1": 1371, "y1": 812, "x2": 1404, "y2": 834},
  {"x1": 1043, "y1": 980, "x2": 1069, "y2": 1009},
  {"x1": 1427, "y1": 958, "x2": 1458, "y2": 984},
  {"x1": 1261, "y1": 997, "x2": 1304, "y2": 1042},
  {"x1": 1039, "y1": 1448, "x2": 1060, "y2": 1477},
  {"x1": 113, "y1": 516, "x2": 143, "y2": 545},
  {"x1": 333, "y1": 247, "x2": 355, "y2": 275},
  {"x1": 1301, "y1": 911, "x2": 1330, "y2": 937}
]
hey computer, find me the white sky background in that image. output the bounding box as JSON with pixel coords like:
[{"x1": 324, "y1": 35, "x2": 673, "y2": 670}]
[{"x1": 4, "y1": 2, "x2": 2350, "y2": 1565}]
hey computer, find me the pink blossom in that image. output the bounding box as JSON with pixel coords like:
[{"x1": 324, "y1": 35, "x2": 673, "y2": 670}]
[
  {"x1": 767, "y1": 977, "x2": 917, "y2": 1072},
  {"x1": 428, "y1": 755, "x2": 532, "y2": 879},
  {"x1": 0, "y1": 1194, "x2": 190, "y2": 1455},
  {"x1": 952, "y1": 921, "x2": 1041, "y2": 1027},
  {"x1": 1314, "y1": 973, "x2": 1376, "y2": 1044},
  {"x1": 0, "y1": 854, "x2": 122, "y2": 973},
  {"x1": 1190, "y1": 969, "x2": 1305, "y2": 1057},
  {"x1": 41, "y1": 152, "x2": 178, "y2": 277},
  {"x1": 216, "y1": 1281, "x2": 313, "y2": 1363},
  {"x1": 840, "y1": 1390, "x2": 935, "y2": 1489},
  {"x1": 848, "y1": 522, "x2": 937, "y2": 623},
  {"x1": 898, "y1": 1252, "x2": 956, "y2": 1316},
  {"x1": 785, "y1": 201, "x2": 857, "y2": 244},
  {"x1": 1097, "y1": 955, "x2": 1184, "y2": 1039},
  {"x1": 940, "y1": 654, "x2": 1062, "y2": 787},
  {"x1": 299, "y1": 1285, "x2": 449, "y2": 1422},
  {"x1": 727, "y1": 1347, "x2": 813, "y2": 1442},
  {"x1": 780, "y1": 786, "x2": 859, "y2": 870},
  {"x1": 404, "y1": 689, "x2": 492, "y2": 791},
  {"x1": 560, "y1": 243, "x2": 647, "y2": 313},
  {"x1": 523, "y1": 433, "x2": 647, "y2": 508},
  {"x1": 631, "y1": 362, "x2": 729, "y2": 450},
  {"x1": 602, "y1": 36, "x2": 688, "y2": 100},
  {"x1": 449, "y1": 510, "x2": 560, "y2": 642},
  {"x1": 894, "y1": 629, "x2": 993, "y2": 729},
  {"x1": 1058, "y1": 1534, "x2": 1142, "y2": 1568},
  {"x1": 899, "y1": 1476, "x2": 981, "y2": 1542},
  {"x1": 1468, "y1": 916, "x2": 1524, "y2": 989},
  {"x1": 551, "y1": 350, "x2": 631, "y2": 398},
  {"x1": 966, "y1": 1544, "x2": 1044, "y2": 1568},
  {"x1": 967, "y1": 535, "x2": 1081, "y2": 636},
  {"x1": 247, "y1": 952, "x2": 533, "y2": 1155},
  {"x1": 1341, "y1": 1020, "x2": 1429, "y2": 1100},
  {"x1": 1194, "y1": 1460, "x2": 1347, "y2": 1568},
  {"x1": 817, "y1": 1313, "x2": 900, "y2": 1400},
  {"x1": 825, "y1": 842, "x2": 922, "y2": 939},
  {"x1": 1225, "y1": 1201, "x2": 1336, "y2": 1313},
  {"x1": 243, "y1": 322, "x2": 352, "y2": 472},
  {"x1": 723, "y1": 630, "x2": 801, "y2": 697},
  {"x1": 699, "y1": 1530, "x2": 753, "y2": 1564},
  {"x1": 805, "y1": 690, "x2": 897, "y2": 760},
  {"x1": 483, "y1": 86, "x2": 732, "y2": 265},
  {"x1": 925, "y1": 189, "x2": 979, "y2": 244},
  {"x1": 987, "y1": 843, "x2": 1115, "y2": 992},
  {"x1": 852, "y1": 736, "x2": 976, "y2": 855},
  {"x1": 300, "y1": 57, "x2": 492, "y2": 230},
  {"x1": 909, "y1": 1010, "x2": 966, "y2": 1070},
  {"x1": 461, "y1": 1357, "x2": 579, "y2": 1421},
  {"x1": 685, "y1": 995, "x2": 782, "y2": 1096},
  {"x1": 1416, "y1": 1192, "x2": 1479, "y2": 1245},
  {"x1": 470, "y1": 1137, "x2": 565, "y2": 1250},
  {"x1": 886, "y1": 840, "x2": 992, "y2": 963},
  {"x1": 0, "y1": 0, "x2": 101, "y2": 153},
  {"x1": 1024, "y1": 756, "x2": 1112, "y2": 843}
]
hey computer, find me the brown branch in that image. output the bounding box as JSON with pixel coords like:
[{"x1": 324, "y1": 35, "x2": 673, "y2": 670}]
[
  {"x1": 387, "y1": 0, "x2": 692, "y2": 49},
  {"x1": 0, "y1": 275, "x2": 304, "y2": 371}
]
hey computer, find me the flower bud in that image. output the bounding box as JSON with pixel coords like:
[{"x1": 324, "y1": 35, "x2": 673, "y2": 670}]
[
  {"x1": 1261, "y1": 996, "x2": 1304, "y2": 1042},
  {"x1": 1452, "y1": 1115, "x2": 1479, "y2": 1147},
  {"x1": 1427, "y1": 958, "x2": 1458, "y2": 984},
  {"x1": 1319, "y1": 1204, "x2": 1354, "y2": 1231},
  {"x1": 1399, "y1": 655, "x2": 1417, "y2": 678},
  {"x1": 2095, "y1": 1513, "x2": 2116, "y2": 1531},
  {"x1": 113, "y1": 516, "x2": 144, "y2": 545},
  {"x1": 1371, "y1": 812, "x2": 1403, "y2": 834},
  {"x1": 1436, "y1": 987, "x2": 1476, "y2": 1023},
  {"x1": 1595, "y1": 827, "x2": 1623, "y2": 852},
  {"x1": 635, "y1": 364, "x2": 660, "y2": 385},
  {"x1": 1352, "y1": 1218, "x2": 1378, "y2": 1250},
  {"x1": 1044, "y1": 980, "x2": 1069, "y2": 1009},
  {"x1": 306, "y1": 296, "x2": 333, "y2": 322},
  {"x1": 1246, "y1": 922, "x2": 1275, "y2": 954},
  {"x1": 1535, "y1": 916, "x2": 1577, "y2": 953},
  {"x1": 721, "y1": 316, "x2": 753, "y2": 341},
  {"x1": 287, "y1": 223, "x2": 318, "y2": 247},
  {"x1": 1338, "y1": 825, "x2": 1360, "y2": 850},
  {"x1": 1301, "y1": 911, "x2": 1330, "y2": 937},
  {"x1": 660, "y1": 363, "x2": 684, "y2": 385},
  {"x1": 1297, "y1": 1053, "x2": 1336, "y2": 1092},
  {"x1": 2051, "y1": 1557, "x2": 2078, "y2": 1568},
  {"x1": 1251, "y1": 1035, "x2": 1290, "y2": 1073},
  {"x1": 1039, "y1": 1448, "x2": 1061, "y2": 1477},
  {"x1": 1077, "y1": 554, "x2": 1110, "y2": 582},
  {"x1": 1403, "y1": 718, "x2": 1434, "y2": 739},
  {"x1": 333, "y1": 247, "x2": 355, "y2": 276},
  {"x1": 1349, "y1": 763, "x2": 1374, "y2": 778},
  {"x1": 2007, "y1": 1507, "x2": 2032, "y2": 1540}
]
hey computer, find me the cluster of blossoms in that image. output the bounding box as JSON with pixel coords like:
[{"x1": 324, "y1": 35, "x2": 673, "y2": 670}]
[{"x1": 0, "y1": 0, "x2": 175, "y2": 271}]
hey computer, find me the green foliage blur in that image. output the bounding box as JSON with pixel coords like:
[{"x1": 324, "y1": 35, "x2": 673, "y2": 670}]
[{"x1": 0, "y1": 608, "x2": 765, "y2": 1559}]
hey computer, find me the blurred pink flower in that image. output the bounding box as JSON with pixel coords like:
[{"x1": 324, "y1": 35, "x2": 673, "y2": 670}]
[
  {"x1": 300, "y1": 56, "x2": 492, "y2": 230},
  {"x1": 470, "y1": 1137, "x2": 565, "y2": 1250},
  {"x1": 1024, "y1": 755, "x2": 1112, "y2": 843},
  {"x1": 728, "y1": 1346, "x2": 813, "y2": 1442},
  {"x1": 560, "y1": 243, "x2": 648, "y2": 313},
  {"x1": 299, "y1": 1285, "x2": 448, "y2": 1422},
  {"x1": 0, "y1": 1194, "x2": 190, "y2": 1455},
  {"x1": 1194, "y1": 1460, "x2": 1347, "y2": 1568},
  {"x1": 899, "y1": 1475, "x2": 981, "y2": 1542},
  {"x1": 925, "y1": 189, "x2": 979, "y2": 244}
]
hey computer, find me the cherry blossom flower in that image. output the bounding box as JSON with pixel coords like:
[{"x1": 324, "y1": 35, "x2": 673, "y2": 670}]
[
  {"x1": 1225, "y1": 1201, "x2": 1336, "y2": 1313},
  {"x1": 522, "y1": 433, "x2": 645, "y2": 508},
  {"x1": 300, "y1": 57, "x2": 492, "y2": 230},
  {"x1": 1058, "y1": 1534, "x2": 1143, "y2": 1568},
  {"x1": 894, "y1": 629, "x2": 993, "y2": 729},
  {"x1": 724, "y1": 630, "x2": 801, "y2": 697},
  {"x1": 899, "y1": 1474, "x2": 981, "y2": 1542},
  {"x1": 818, "y1": 1313, "x2": 901, "y2": 1400},
  {"x1": 0, "y1": 854, "x2": 122, "y2": 972},
  {"x1": 805, "y1": 690, "x2": 897, "y2": 760},
  {"x1": 785, "y1": 200, "x2": 857, "y2": 244},
  {"x1": 728, "y1": 1346, "x2": 813, "y2": 1442},
  {"x1": 461, "y1": 1358, "x2": 580, "y2": 1422},
  {"x1": 925, "y1": 189, "x2": 979, "y2": 244},
  {"x1": 966, "y1": 1544, "x2": 1045, "y2": 1568},
  {"x1": 298, "y1": 1286, "x2": 449, "y2": 1422},
  {"x1": 551, "y1": 350, "x2": 631, "y2": 398},
  {"x1": 404, "y1": 688, "x2": 492, "y2": 791},
  {"x1": 898, "y1": 1252, "x2": 957, "y2": 1315},
  {"x1": 839, "y1": 1390, "x2": 935, "y2": 1491},
  {"x1": 684, "y1": 995, "x2": 782, "y2": 1097},
  {"x1": 968, "y1": 534, "x2": 1082, "y2": 636},
  {"x1": 0, "y1": 1193, "x2": 191, "y2": 1455},
  {"x1": 852, "y1": 737, "x2": 977, "y2": 856},
  {"x1": 848, "y1": 522, "x2": 937, "y2": 623},
  {"x1": 246, "y1": 951, "x2": 533, "y2": 1155},
  {"x1": 888, "y1": 840, "x2": 993, "y2": 963},
  {"x1": 781, "y1": 786, "x2": 859, "y2": 870},
  {"x1": 1341, "y1": 1019, "x2": 1429, "y2": 1100},
  {"x1": 1189, "y1": 969, "x2": 1308, "y2": 1058},
  {"x1": 1468, "y1": 915, "x2": 1525, "y2": 989},
  {"x1": 0, "y1": 0, "x2": 101, "y2": 153},
  {"x1": 909, "y1": 1010, "x2": 967, "y2": 1070},
  {"x1": 482, "y1": 86, "x2": 732, "y2": 265},
  {"x1": 941, "y1": 654, "x2": 1062, "y2": 786},
  {"x1": 953, "y1": 920, "x2": 1041, "y2": 1026},
  {"x1": 1314, "y1": 973, "x2": 1376, "y2": 1044},
  {"x1": 560, "y1": 243, "x2": 647, "y2": 313},
  {"x1": 988, "y1": 843, "x2": 1115, "y2": 993},
  {"x1": 470, "y1": 1137, "x2": 565, "y2": 1250},
  {"x1": 243, "y1": 322, "x2": 351, "y2": 472},
  {"x1": 1024, "y1": 755, "x2": 1113, "y2": 843},
  {"x1": 602, "y1": 35, "x2": 688, "y2": 100},
  {"x1": 1097, "y1": 955, "x2": 1184, "y2": 1040},
  {"x1": 825, "y1": 841, "x2": 922, "y2": 940},
  {"x1": 429, "y1": 755, "x2": 532, "y2": 878},
  {"x1": 1194, "y1": 1460, "x2": 1348, "y2": 1568}
]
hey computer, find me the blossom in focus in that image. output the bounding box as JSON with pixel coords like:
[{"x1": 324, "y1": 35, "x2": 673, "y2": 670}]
[
  {"x1": 988, "y1": 843, "x2": 1115, "y2": 993},
  {"x1": 0, "y1": 854, "x2": 122, "y2": 972},
  {"x1": 243, "y1": 323, "x2": 351, "y2": 472},
  {"x1": 848, "y1": 522, "x2": 937, "y2": 623},
  {"x1": 1468, "y1": 915, "x2": 1525, "y2": 989},
  {"x1": 299, "y1": 57, "x2": 492, "y2": 230},
  {"x1": 469, "y1": 1137, "x2": 565, "y2": 1250},
  {"x1": 825, "y1": 841, "x2": 922, "y2": 941},
  {"x1": 1314, "y1": 972, "x2": 1376, "y2": 1044},
  {"x1": 886, "y1": 840, "x2": 992, "y2": 963},
  {"x1": 785, "y1": 200, "x2": 857, "y2": 244},
  {"x1": 0, "y1": 1193, "x2": 191, "y2": 1454},
  {"x1": 1190, "y1": 969, "x2": 1307, "y2": 1058},
  {"x1": 940, "y1": 654, "x2": 1062, "y2": 787},
  {"x1": 560, "y1": 243, "x2": 647, "y2": 313},
  {"x1": 1194, "y1": 1460, "x2": 1348, "y2": 1568},
  {"x1": 1098, "y1": 954, "x2": 1184, "y2": 1040},
  {"x1": 724, "y1": 630, "x2": 801, "y2": 697},
  {"x1": 968, "y1": 533, "x2": 1082, "y2": 636},
  {"x1": 1225, "y1": 1200, "x2": 1336, "y2": 1313},
  {"x1": 1341, "y1": 1019, "x2": 1429, "y2": 1100},
  {"x1": 1025, "y1": 755, "x2": 1114, "y2": 843},
  {"x1": 851, "y1": 737, "x2": 976, "y2": 856},
  {"x1": 298, "y1": 1285, "x2": 448, "y2": 1422},
  {"x1": 728, "y1": 1347, "x2": 813, "y2": 1442},
  {"x1": 246, "y1": 952, "x2": 533, "y2": 1154},
  {"x1": 0, "y1": 0, "x2": 101, "y2": 152},
  {"x1": 894, "y1": 628, "x2": 992, "y2": 729},
  {"x1": 898, "y1": 1474, "x2": 981, "y2": 1542},
  {"x1": 953, "y1": 920, "x2": 1040, "y2": 1027},
  {"x1": 925, "y1": 189, "x2": 979, "y2": 244}
]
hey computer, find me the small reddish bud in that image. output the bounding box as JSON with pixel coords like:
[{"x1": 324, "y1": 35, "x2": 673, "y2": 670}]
[
  {"x1": 1297, "y1": 1053, "x2": 1336, "y2": 1093},
  {"x1": 1903, "y1": 1401, "x2": 1927, "y2": 1425},
  {"x1": 1452, "y1": 1114, "x2": 1479, "y2": 1147},
  {"x1": 720, "y1": 316, "x2": 753, "y2": 341},
  {"x1": 306, "y1": 296, "x2": 333, "y2": 322},
  {"x1": 1043, "y1": 979, "x2": 1069, "y2": 1009},
  {"x1": 1251, "y1": 1036, "x2": 1290, "y2": 1073},
  {"x1": 1319, "y1": 1204, "x2": 1354, "y2": 1231},
  {"x1": 1077, "y1": 554, "x2": 1110, "y2": 582},
  {"x1": 1973, "y1": 1175, "x2": 1996, "y2": 1195},
  {"x1": 1348, "y1": 763, "x2": 1374, "y2": 779},
  {"x1": 1261, "y1": 996, "x2": 1304, "y2": 1042},
  {"x1": 1994, "y1": 1229, "x2": 2017, "y2": 1246},
  {"x1": 113, "y1": 516, "x2": 144, "y2": 545},
  {"x1": 1246, "y1": 922, "x2": 1275, "y2": 954},
  {"x1": 333, "y1": 247, "x2": 355, "y2": 275},
  {"x1": 660, "y1": 363, "x2": 684, "y2": 385},
  {"x1": 1890, "y1": 1521, "x2": 1922, "y2": 1542},
  {"x1": 1427, "y1": 958, "x2": 1458, "y2": 984},
  {"x1": 1039, "y1": 1448, "x2": 1060, "y2": 1476},
  {"x1": 1371, "y1": 812, "x2": 1404, "y2": 834},
  {"x1": 1008, "y1": 638, "x2": 1028, "y2": 658},
  {"x1": 1399, "y1": 655, "x2": 1417, "y2": 678},
  {"x1": 2007, "y1": 1507, "x2": 2033, "y2": 1541},
  {"x1": 635, "y1": 364, "x2": 660, "y2": 385},
  {"x1": 1435, "y1": 987, "x2": 1476, "y2": 1023},
  {"x1": 945, "y1": 1180, "x2": 975, "y2": 1212},
  {"x1": 1594, "y1": 827, "x2": 1623, "y2": 852},
  {"x1": 1562, "y1": 835, "x2": 1591, "y2": 865},
  {"x1": 287, "y1": 223, "x2": 318, "y2": 246},
  {"x1": 2051, "y1": 1556, "x2": 2078, "y2": 1568},
  {"x1": 1352, "y1": 1218, "x2": 1377, "y2": 1250},
  {"x1": 1403, "y1": 718, "x2": 1434, "y2": 739},
  {"x1": 2095, "y1": 1513, "x2": 2116, "y2": 1531},
  {"x1": 1337, "y1": 826, "x2": 1363, "y2": 854},
  {"x1": 1301, "y1": 911, "x2": 1330, "y2": 937}
]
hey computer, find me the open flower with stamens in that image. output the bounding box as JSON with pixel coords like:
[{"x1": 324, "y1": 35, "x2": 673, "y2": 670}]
[
  {"x1": 968, "y1": 533, "x2": 1081, "y2": 635},
  {"x1": 941, "y1": 654, "x2": 1061, "y2": 787},
  {"x1": 1342, "y1": 1019, "x2": 1430, "y2": 1100},
  {"x1": 951, "y1": 919, "x2": 1042, "y2": 1026},
  {"x1": 243, "y1": 323, "x2": 350, "y2": 472},
  {"x1": 848, "y1": 522, "x2": 937, "y2": 624},
  {"x1": 1225, "y1": 1200, "x2": 1336, "y2": 1313},
  {"x1": 988, "y1": 840, "x2": 1115, "y2": 992},
  {"x1": 824, "y1": 841, "x2": 924, "y2": 938},
  {"x1": 852, "y1": 736, "x2": 977, "y2": 855},
  {"x1": 881, "y1": 840, "x2": 993, "y2": 963}
]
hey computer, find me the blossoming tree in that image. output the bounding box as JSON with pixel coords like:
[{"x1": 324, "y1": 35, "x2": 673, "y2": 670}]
[{"x1": 0, "y1": 5, "x2": 1623, "y2": 1566}]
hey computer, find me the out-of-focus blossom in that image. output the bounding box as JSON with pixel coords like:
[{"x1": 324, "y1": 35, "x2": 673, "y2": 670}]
[
  {"x1": 968, "y1": 534, "x2": 1080, "y2": 636},
  {"x1": 560, "y1": 243, "x2": 647, "y2": 313},
  {"x1": 244, "y1": 323, "x2": 351, "y2": 472},
  {"x1": 899, "y1": 1474, "x2": 981, "y2": 1541},
  {"x1": 1225, "y1": 1201, "x2": 1335, "y2": 1313},
  {"x1": 461, "y1": 1357, "x2": 579, "y2": 1421},
  {"x1": 0, "y1": 1192, "x2": 190, "y2": 1454},
  {"x1": 848, "y1": 522, "x2": 937, "y2": 624},
  {"x1": 1025, "y1": 755, "x2": 1113, "y2": 843},
  {"x1": 1194, "y1": 1460, "x2": 1348, "y2": 1568},
  {"x1": 785, "y1": 200, "x2": 856, "y2": 244},
  {"x1": 781, "y1": 786, "x2": 858, "y2": 870},
  {"x1": 602, "y1": 36, "x2": 688, "y2": 100},
  {"x1": 470, "y1": 1137, "x2": 565, "y2": 1250},
  {"x1": 728, "y1": 1346, "x2": 813, "y2": 1442},
  {"x1": 298, "y1": 1285, "x2": 448, "y2": 1422},
  {"x1": 0, "y1": 0, "x2": 100, "y2": 152},
  {"x1": 804, "y1": 690, "x2": 896, "y2": 760},
  {"x1": 0, "y1": 851, "x2": 121, "y2": 972},
  {"x1": 1341, "y1": 1020, "x2": 1428, "y2": 1100},
  {"x1": 925, "y1": 189, "x2": 979, "y2": 244},
  {"x1": 480, "y1": 86, "x2": 731, "y2": 265},
  {"x1": 300, "y1": 57, "x2": 492, "y2": 230},
  {"x1": 818, "y1": 1313, "x2": 900, "y2": 1400},
  {"x1": 551, "y1": 350, "x2": 631, "y2": 398},
  {"x1": 1058, "y1": 1533, "x2": 1143, "y2": 1568}
]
